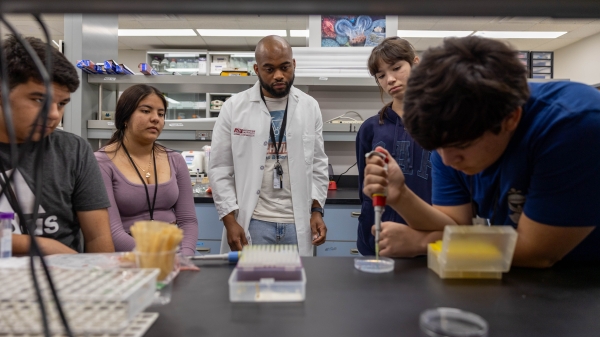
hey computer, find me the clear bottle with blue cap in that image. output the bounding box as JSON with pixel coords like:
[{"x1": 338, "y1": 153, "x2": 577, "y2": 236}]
[{"x1": 0, "y1": 212, "x2": 14, "y2": 259}]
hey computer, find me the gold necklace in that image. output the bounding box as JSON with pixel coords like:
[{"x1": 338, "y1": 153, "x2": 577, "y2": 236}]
[{"x1": 129, "y1": 149, "x2": 154, "y2": 179}]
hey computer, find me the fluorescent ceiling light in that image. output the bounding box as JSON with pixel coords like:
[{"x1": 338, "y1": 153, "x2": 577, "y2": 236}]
[
  {"x1": 290, "y1": 30, "x2": 309, "y2": 37},
  {"x1": 196, "y1": 29, "x2": 287, "y2": 37},
  {"x1": 474, "y1": 31, "x2": 567, "y2": 39},
  {"x1": 397, "y1": 30, "x2": 473, "y2": 38},
  {"x1": 118, "y1": 29, "x2": 197, "y2": 37}
]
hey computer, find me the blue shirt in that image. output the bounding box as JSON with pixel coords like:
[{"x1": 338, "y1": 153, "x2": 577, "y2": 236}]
[
  {"x1": 356, "y1": 106, "x2": 433, "y2": 256},
  {"x1": 432, "y1": 81, "x2": 600, "y2": 261}
]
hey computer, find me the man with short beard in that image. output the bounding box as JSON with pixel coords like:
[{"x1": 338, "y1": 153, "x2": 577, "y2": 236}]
[{"x1": 209, "y1": 36, "x2": 329, "y2": 256}]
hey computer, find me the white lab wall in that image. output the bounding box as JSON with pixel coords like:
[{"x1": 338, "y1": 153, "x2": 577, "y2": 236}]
[{"x1": 554, "y1": 32, "x2": 600, "y2": 85}]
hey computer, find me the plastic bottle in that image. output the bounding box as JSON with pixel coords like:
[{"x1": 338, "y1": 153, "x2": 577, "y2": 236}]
[
  {"x1": 151, "y1": 57, "x2": 160, "y2": 71},
  {"x1": 177, "y1": 58, "x2": 184, "y2": 68},
  {"x1": 160, "y1": 58, "x2": 169, "y2": 72},
  {"x1": 194, "y1": 169, "x2": 201, "y2": 194},
  {"x1": 169, "y1": 59, "x2": 177, "y2": 69},
  {"x1": 0, "y1": 212, "x2": 14, "y2": 259},
  {"x1": 203, "y1": 145, "x2": 211, "y2": 173}
]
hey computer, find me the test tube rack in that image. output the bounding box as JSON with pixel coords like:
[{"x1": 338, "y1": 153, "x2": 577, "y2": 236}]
[{"x1": 0, "y1": 266, "x2": 159, "y2": 335}]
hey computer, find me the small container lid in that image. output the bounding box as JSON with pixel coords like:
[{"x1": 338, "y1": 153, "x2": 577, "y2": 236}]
[
  {"x1": 420, "y1": 307, "x2": 488, "y2": 337},
  {"x1": 0, "y1": 212, "x2": 14, "y2": 220}
]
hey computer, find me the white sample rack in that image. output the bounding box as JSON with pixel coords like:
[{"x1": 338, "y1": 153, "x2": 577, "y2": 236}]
[{"x1": 0, "y1": 266, "x2": 159, "y2": 335}]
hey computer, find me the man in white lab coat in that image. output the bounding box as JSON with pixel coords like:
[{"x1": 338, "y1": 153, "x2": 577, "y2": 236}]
[{"x1": 209, "y1": 36, "x2": 329, "y2": 256}]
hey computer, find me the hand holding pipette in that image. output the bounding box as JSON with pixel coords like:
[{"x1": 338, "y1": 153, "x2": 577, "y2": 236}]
[{"x1": 365, "y1": 148, "x2": 388, "y2": 259}]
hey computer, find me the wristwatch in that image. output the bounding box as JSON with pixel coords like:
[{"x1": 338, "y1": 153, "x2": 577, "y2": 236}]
[{"x1": 311, "y1": 207, "x2": 324, "y2": 217}]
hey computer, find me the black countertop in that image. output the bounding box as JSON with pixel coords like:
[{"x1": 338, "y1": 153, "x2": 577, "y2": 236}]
[
  {"x1": 194, "y1": 188, "x2": 361, "y2": 205},
  {"x1": 145, "y1": 257, "x2": 600, "y2": 337}
]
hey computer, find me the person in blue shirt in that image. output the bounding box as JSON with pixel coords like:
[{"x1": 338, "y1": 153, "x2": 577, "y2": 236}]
[
  {"x1": 356, "y1": 37, "x2": 438, "y2": 257},
  {"x1": 363, "y1": 36, "x2": 600, "y2": 267}
]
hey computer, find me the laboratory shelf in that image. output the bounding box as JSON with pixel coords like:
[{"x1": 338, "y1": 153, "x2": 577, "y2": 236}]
[{"x1": 87, "y1": 74, "x2": 379, "y2": 93}]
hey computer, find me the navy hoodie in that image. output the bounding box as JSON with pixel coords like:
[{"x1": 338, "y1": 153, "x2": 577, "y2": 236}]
[{"x1": 356, "y1": 106, "x2": 433, "y2": 256}]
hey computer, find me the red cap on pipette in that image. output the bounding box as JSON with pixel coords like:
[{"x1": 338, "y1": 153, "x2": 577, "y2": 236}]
[{"x1": 371, "y1": 147, "x2": 388, "y2": 207}]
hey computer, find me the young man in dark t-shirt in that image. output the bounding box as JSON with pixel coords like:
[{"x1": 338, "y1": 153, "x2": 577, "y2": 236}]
[
  {"x1": 0, "y1": 35, "x2": 114, "y2": 254},
  {"x1": 363, "y1": 36, "x2": 600, "y2": 268}
]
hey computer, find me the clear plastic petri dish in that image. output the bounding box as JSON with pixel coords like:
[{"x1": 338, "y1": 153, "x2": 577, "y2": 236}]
[
  {"x1": 354, "y1": 256, "x2": 395, "y2": 273},
  {"x1": 419, "y1": 307, "x2": 488, "y2": 337}
]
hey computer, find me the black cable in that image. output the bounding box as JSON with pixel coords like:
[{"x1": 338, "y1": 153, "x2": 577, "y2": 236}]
[
  {"x1": 0, "y1": 16, "x2": 51, "y2": 337},
  {"x1": 32, "y1": 14, "x2": 74, "y2": 337},
  {"x1": 0, "y1": 20, "x2": 18, "y2": 167},
  {"x1": 0, "y1": 15, "x2": 73, "y2": 337},
  {"x1": 336, "y1": 162, "x2": 357, "y2": 185}
]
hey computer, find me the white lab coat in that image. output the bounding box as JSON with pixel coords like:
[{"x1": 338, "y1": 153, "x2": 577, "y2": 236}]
[{"x1": 209, "y1": 82, "x2": 328, "y2": 256}]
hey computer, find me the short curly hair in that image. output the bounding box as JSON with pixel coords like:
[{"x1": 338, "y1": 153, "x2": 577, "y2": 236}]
[
  {"x1": 2, "y1": 34, "x2": 79, "y2": 92},
  {"x1": 403, "y1": 36, "x2": 530, "y2": 150}
]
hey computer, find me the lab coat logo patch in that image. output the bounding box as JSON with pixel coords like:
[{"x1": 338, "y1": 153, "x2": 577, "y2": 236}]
[{"x1": 234, "y1": 128, "x2": 256, "y2": 137}]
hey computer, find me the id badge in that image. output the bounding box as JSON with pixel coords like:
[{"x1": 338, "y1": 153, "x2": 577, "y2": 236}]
[{"x1": 273, "y1": 170, "x2": 282, "y2": 189}]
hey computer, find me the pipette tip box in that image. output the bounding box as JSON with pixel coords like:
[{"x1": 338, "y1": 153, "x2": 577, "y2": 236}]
[
  {"x1": 428, "y1": 225, "x2": 518, "y2": 279},
  {"x1": 228, "y1": 245, "x2": 306, "y2": 302}
]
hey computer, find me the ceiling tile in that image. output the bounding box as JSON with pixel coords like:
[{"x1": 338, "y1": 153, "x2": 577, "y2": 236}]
[
  {"x1": 286, "y1": 22, "x2": 308, "y2": 30},
  {"x1": 532, "y1": 23, "x2": 587, "y2": 31},
  {"x1": 430, "y1": 22, "x2": 484, "y2": 30},
  {"x1": 541, "y1": 18, "x2": 599, "y2": 25},
  {"x1": 236, "y1": 15, "x2": 287, "y2": 22},
  {"x1": 477, "y1": 22, "x2": 538, "y2": 30},
  {"x1": 118, "y1": 20, "x2": 145, "y2": 29},
  {"x1": 139, "y1": 21, "x2": 193, "y2": 29},
  {"x1": 237, "y1": 21, "x2": 288, "y2": 30},
  {"x1": 187, "y1": 20, "x2": 240, "y2": 29},
  {"x1": 183, "y1": 15, "x2": 237, "y2": 23},
  {"x1": 534, "y1": 38, "x2": 581, "y2": 51},
  {"x1": 131, "y1": 14, "x2": 187, "y2": 21},
  {"x1": 287, "y1": 16, "x2": 309, "y2": 23},
  {"x1": 156, "y1": 36, "x2": 205, "y2": 47},
  {"x1": 490, "y1": 17, "x2": 547, "y2": 24},
  {"x1": 397, "y1": 16, "x2": 440, "y2": 25},
  {"x1": 562, "y1": 25, "x2": 600, "y2": 38},
  {"x1": 200, "y1": 36, "x2": 249, "y2": 47}
]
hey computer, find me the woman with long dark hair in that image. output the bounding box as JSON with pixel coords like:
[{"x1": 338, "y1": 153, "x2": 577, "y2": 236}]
[
  {"x1": 95, "y1": 84, "x2": 198, "y2": 256},
  {"x1": 356, "y1": 37, "x2": 438, "y2": 257}
]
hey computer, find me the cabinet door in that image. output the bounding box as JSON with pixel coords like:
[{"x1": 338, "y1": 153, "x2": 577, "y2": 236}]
[
  {"x1": 322, "y1": 204, "x2": 361, "y2": 241},
  {"x1": 317, "y1": 241, "x2": 361, "y2": 257},
  {"x1": 195, "y1": 204, "x2": 224, "y2": 240}
]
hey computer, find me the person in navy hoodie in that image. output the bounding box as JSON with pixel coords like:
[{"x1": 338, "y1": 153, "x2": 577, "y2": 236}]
[{"x1": 356, "y1": 37, "x2": 441, "y2": 257}]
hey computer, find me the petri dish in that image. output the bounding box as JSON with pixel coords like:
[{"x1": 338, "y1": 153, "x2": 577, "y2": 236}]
[
  {"x1": 420, "y1": 307, "x2": 488, "y2": 337},
  {"x1": 354, "y1": 256, "x2": 395, "y2": 273}
]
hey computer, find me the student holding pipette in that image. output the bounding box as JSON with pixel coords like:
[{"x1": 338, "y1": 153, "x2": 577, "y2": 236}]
[{"x1": 357, "y1": 37, "x2": 440, "y2": 257}]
